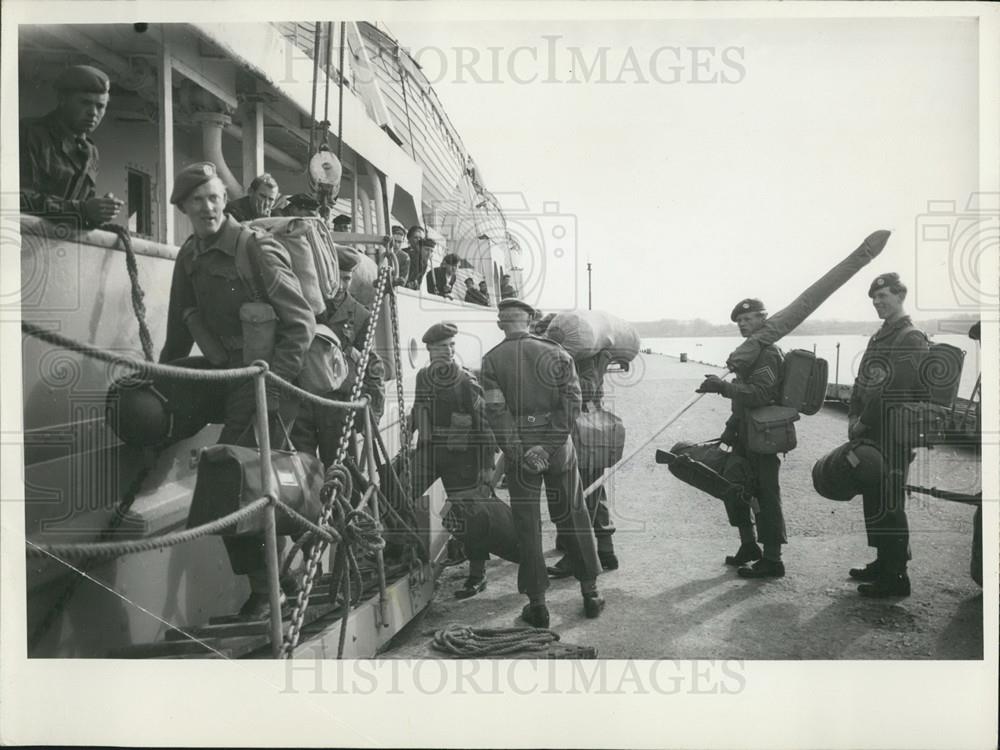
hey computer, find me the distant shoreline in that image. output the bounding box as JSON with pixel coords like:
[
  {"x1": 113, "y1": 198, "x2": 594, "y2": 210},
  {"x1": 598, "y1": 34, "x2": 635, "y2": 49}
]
[{"x1": 632, "y1": 316, "x2": 979, "y2": 338}]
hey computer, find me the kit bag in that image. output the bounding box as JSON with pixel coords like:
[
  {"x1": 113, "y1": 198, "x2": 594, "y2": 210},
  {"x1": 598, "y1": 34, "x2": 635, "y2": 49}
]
[
  {"x1": 249, "y1": 216, "x2": 340, "y2": 315},
  {"x1": 574, "y1": 407, "x2": 626, "y2": 471},
  {"x1": 745, "y1": 405, "x2": 800, "y2": 454},
  {"x1": 657, "y1": 439, "x2": 757, "y2": 510},
  {"x1": 186, "y1": 420, "x2": 323, "y2": 537},
  {"x1": 919, "y1": 341, "x2": 964, "y2": 407},
  {"x1": 780, "y1": 349, "x2": 828, "y2": 415},
  {"x1": 811, "y1": 438, "x2": 883, "y2": 501}
]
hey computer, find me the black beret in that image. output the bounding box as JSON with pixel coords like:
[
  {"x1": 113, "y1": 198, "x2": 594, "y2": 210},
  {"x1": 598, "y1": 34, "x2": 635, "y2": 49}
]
[
  {"x1": 54, "y1": 65, "x2": 110, "y2": 94},
  {"x1": 170, "y1": 162, "x2": 218, "y2": 206},
  {"x1": 868, "y1": 272, "x2": 903, "y2": 298},
  {"x1": 333, "y1": 214, "x2": 352, "y2": 225},
  {"x1": 422, "y1": 322, "x2": 458, "y2": 344},
  {"x1": 730, "y1": 298, "x2": 766, "y2": 322},
  {"x1": 286, "y1": 193, "x2": 319, "y2": 210},
  {"x1": 498, "y1": 298, "x2": 535, "y2": 316},
  {"x1": 969, "y1": 321, "x2": 981, "y2": 341}
]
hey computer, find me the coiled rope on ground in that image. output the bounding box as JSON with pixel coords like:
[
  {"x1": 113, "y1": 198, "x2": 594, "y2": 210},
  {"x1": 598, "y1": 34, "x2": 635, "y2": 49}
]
[{"x1": 431, "y1": 624, "x2": 561, "y2": 657}]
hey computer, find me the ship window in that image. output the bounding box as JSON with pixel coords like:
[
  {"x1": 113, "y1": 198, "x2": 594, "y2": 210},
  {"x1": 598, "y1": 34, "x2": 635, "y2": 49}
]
[{"x1": 127, "y1": 168, "x2": 152, "y2": 237}]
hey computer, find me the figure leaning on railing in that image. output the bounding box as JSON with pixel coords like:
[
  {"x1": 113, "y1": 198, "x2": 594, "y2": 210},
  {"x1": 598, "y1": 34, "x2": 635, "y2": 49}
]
[{"x1": 159, "y1": 162, "x2": 316, "y2": 621}]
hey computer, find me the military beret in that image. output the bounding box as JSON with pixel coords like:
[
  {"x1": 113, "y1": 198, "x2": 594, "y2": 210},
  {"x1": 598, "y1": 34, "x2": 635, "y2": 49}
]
[
  {"x1": 170, "y1": 162, "x2": 218, "y2": 206},
  {"x1": 391, "y1": 225, "x2": 406, "y2": 236},
  {"x1": 498, "y1": 298, "x2": 535, "y2": 316},
  {"x1": 333, "y1": 214, "x2": 352, "y2": 226},
  {"x1": 730, "y1": 298, "x2": 766, "y2": 322},
  {"x1": 422, "y1": 322, "x2": 458, "y2": 344},
  {"x1": 868, "y1": 272, "x2": 904, "y2": 297},
  {"x1": 286, "y1": 193, "x2": 319, "y2": 210},
  {"x1": 54, "y1": 65, "x2": 110, "y2": 94}
]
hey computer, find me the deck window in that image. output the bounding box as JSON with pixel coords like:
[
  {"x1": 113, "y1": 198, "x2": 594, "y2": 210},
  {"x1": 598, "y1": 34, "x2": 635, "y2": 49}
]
[{"x1": 126, "y1": 168, "x2": 152, "y2": 237}]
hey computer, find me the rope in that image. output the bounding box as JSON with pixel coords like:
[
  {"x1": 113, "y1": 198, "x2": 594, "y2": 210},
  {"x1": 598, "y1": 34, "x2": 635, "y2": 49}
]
[
  {"x1": 431, "y1": 624, "x2": 561, "y2": 657},
  {"x1": 274, "y1": 501, "x2": 340, "y2": 545},
  {"x1": 308, "y1": 21, "x2": 322, "y2": 158},
  {"x1": 264, "y1": 370, "x2": 367, "y2": 410},
  {"x1": 282, "y1": 262, "x2": 393, "y2": 657},
  {"x1": 396, "y1": 45, "x2": 417, "y2": 161},
  {"x1": 26, "y1": 497, "x2": 269, "y2": 561},
  {"x1": 337, "y1": 21, "x2": 346, "y2": 163},
  {"x1": 101, "y1": 223, "x2": 155, "y2": 361},
  {"x1": 387, "y1": 284, "x2": 412, "y2": 497},
  {"x1": 322, "y1": 21, "x2": 333, "y2": 148}
]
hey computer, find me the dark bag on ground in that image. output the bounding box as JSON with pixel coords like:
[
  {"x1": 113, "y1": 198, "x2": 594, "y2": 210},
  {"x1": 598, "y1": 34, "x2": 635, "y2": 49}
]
[
  {"x1": 574, "y1": 408, "x2": 626, "y2": 471},
  {"x1": 656, "y1": 440, "x2": 758, "y2": 512},
  {"x1": 746, "y1": 405, "x2": 800, "y2": 454},
  {"x1": 443, "y1": 492, "x2": 520, "y2": 564},
  {"x1": 186, "y1": 422, "x2": 323, "y2": 536}
]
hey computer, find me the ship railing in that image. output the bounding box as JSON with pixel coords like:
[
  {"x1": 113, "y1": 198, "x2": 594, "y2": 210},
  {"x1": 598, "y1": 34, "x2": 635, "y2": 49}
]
[{"x1": 21, "y1": 321, "x2": 405, "y2": 660}]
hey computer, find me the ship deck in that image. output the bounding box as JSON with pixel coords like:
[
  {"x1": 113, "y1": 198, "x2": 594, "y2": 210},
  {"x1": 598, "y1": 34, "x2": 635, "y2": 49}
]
[{"x1": 387, "y1": 353, "x2": 983, "y2": 660}]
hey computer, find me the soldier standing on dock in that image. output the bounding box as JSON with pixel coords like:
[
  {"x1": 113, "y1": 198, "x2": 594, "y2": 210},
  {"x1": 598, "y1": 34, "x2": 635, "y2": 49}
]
[
  {"x1": 697, "y1": 298, "x2": 788, "y2": 578},
  {"x1": 481, "y1": 299, "x2": 605, "y2": 627},
  {"x1": 847, "y1": 273, "x2": 929, "y2": 598}
]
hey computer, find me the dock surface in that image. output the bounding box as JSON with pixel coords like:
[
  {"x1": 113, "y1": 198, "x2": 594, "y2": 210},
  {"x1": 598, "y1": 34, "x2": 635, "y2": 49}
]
[{"x1": 388, "y1": 353, "x2": 983, "y2": 660}]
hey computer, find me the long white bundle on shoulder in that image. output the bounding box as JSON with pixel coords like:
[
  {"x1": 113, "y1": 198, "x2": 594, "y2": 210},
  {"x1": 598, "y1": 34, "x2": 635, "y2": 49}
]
[
  {"x1": 726, "y1": 229, "x2": 891, "y2": 373},
  {"x1": 546, "y1": 309, "x2": 641, "y2": 362}
]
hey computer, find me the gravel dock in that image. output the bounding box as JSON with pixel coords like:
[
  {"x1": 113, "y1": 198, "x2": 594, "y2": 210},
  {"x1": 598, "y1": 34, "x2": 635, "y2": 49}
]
[{"x1": 388, "y1": 352, "x2": 983, "y2": 660}]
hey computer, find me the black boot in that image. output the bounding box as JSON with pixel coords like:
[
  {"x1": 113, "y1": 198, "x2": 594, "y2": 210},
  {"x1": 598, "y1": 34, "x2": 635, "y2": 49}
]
[
  {"x1": 520, "y1": 602, "x2": 550, "y2": 628},
  {"x1": 849, "y1": 559, "x2": 880, "y2": 582},
  {"x1": 725, "y1": 542, "x2": 762, "y2": 567},
  {"x1": 858, "y1": 541, "x2": 910, "y2": 598}
]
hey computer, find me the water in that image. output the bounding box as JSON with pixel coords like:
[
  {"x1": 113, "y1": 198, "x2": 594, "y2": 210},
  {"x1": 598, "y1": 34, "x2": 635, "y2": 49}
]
[{"x1": 644, "y1": 333, "x2": 981, "y2": 397}]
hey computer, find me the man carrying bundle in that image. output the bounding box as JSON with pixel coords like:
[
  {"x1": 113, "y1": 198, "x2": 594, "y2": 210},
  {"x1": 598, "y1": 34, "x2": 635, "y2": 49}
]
[
  {"x1": 481, "y1": 299, "x2": 605, "y2": 627},
  {"x1": 697, "y1": 298, "x2": 787, "y2": 579},
  {"x1": 847, "y1": 273, "x2": 929, "y2": 598}
]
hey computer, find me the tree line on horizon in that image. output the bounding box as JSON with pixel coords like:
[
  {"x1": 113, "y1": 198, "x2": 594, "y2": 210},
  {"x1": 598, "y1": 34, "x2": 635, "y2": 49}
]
[{"x1": 631, "y1": 314, "x2": 979, "y2": 338}]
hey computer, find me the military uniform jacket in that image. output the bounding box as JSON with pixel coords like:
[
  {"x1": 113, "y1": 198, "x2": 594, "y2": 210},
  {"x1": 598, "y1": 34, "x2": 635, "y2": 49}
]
[
  {"x1": 225, "y1": 195, "x2": 258, "y2": 223},
  {"x1": 412, "y1": 362, "x2": 493, "y2": 463},
  {"x1": 481, "y1": 331, "x2": 582, "y2": 458},
  {"x1": 19, "y1": 111, "x2": 99, "y2": 226},
  {"x1": 159, "y1": 215, "x2": 315, "y2": 384},
  {"x1": 325, "y1": 290, "x2": 385, "y2": 417},
  {"x1": 849, "y1": 316, "x2": 929, "y2": 443},
  {"x1": 723, "y1": 343, "x2": 784, "y2": 443}
]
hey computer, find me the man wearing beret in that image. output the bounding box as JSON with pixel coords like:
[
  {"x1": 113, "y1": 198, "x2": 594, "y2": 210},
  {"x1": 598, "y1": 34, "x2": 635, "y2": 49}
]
[
  {"x1": 20, "y1": 65, "x2": 124, "y2": 227},
  {"x1": 159, "y1": 162, "x2": 316, "y2": 620},
  {"x1": 410, "y1": 322, "x2": 502, "y2": 598},
  {"x1": 280, "y1": 193, "x2": 320, "y2": 218},
  {"x1": 481, "y1": 298, "x2": 605, "y2": 626},
  {"x1": 226, "y1": 173, "x2": 280, "y2": 223},
  {"x1": 290, "y1": 249, "x2": 385, "y2": 465},
  {"x1": 847, "y1": 273, "x2": 930, "y2": 597},
  {"x1": 697, "y1": 298, "x2": 788, "y2": 578},
  {"x1": 332, "y1": 214, "x2": 352, "y2": 233}
]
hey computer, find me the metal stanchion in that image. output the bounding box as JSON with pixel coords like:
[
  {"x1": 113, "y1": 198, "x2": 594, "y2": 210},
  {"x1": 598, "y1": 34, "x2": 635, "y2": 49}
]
[
  {"x1": 253, "y1": 363, "x2": 285, "y2": 659},
  {"x1": 364, "y1": 405, "x2": 389, "y2": 627}
]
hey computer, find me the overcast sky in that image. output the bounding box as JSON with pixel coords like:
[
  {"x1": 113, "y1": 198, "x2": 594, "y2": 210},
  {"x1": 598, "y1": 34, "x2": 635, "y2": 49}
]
[{"x1": 396, "y1": 18, "x2": 978, "y2": 324}]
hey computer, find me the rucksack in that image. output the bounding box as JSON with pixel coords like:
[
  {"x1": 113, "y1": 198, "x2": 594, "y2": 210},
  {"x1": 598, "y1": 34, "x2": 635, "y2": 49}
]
[
  {"x1": 889, "y1": 325, "x2": 965, "y2": 407},
  {"x1": 780, "y1": 349, "x2": 829, "y2": 415},
  {"x1": 248, "y1": 216, "x2": 341, "y2": 316}
]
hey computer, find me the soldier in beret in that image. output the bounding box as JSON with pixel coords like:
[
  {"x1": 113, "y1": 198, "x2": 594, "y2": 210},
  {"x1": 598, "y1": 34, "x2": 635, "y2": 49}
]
[
  {"x1": 847, "y1": 273, "x2": 930, "y2": 597},
  {"x1": 332, "y1": 214, "x2": 352, "y2": 232},
  {"x1": 20, "y1": 65, "x2": 124, "y2": 227},
  {"x1": 697, "y1": 298, "x2": 788, "y2": 578},
  {"x1": 290, "y1": 249, "x2": 385, "y2": 465},
  {"x1": 226, "y1": 173, "x2": 280, "y2": 222},
  {"x1": 159, "y1": 162, "x2": 316, "y2": 620},
  {"x1": 481, "y1": 298, "x2": 605, "y2": 626},
  {"x1": 281, "y1": 193, "x2": 320, "y2": 218},
  {"x1": 404, "y1": 229, "x2": 435, "y2": 290},
  {"x1": 409, "y1": 322, "x2": 500, "y2": 598}
]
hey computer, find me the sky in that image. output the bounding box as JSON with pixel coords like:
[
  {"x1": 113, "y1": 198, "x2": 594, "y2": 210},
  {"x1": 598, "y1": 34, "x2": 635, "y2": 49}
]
[{"x1": 395, "y1": 18, "x2": 980, "y2": 324}]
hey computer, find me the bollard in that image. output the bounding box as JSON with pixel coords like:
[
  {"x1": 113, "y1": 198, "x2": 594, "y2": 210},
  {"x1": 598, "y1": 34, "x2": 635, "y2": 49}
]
[{"x1": 679, "y1": 353, "x2": 688, "y2": 363}]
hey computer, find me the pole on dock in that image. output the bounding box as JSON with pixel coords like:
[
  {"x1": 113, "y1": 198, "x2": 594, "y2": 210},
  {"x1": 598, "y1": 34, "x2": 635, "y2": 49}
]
[
  {"x1": 587, "y1": 262, "x2": 592, "y2": 310},
  {"x1": 835, "y1": 342, "x2": 841, "y2": 385}
]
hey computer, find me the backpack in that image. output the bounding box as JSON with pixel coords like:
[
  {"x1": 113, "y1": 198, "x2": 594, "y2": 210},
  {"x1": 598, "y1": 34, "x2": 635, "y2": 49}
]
[
  {"x1": 780, "y1": 349, "x2": 829, "y2": 415},
  {"x1": 248, "y1": 216, "x2": 341, "y2": 316},
  {"x1": 889, "y1": 325, "x2": 964, "y2": 407}
]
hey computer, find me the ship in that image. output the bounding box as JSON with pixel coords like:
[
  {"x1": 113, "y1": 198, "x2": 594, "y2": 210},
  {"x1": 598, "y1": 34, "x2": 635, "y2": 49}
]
[{"x1": 17, "y1": 21, "x2": 530, "y2": 658}]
